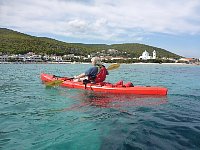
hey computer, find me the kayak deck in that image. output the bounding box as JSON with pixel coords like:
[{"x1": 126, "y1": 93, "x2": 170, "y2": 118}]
[{"x1": 41, "y1": 73, "x2": 168, "y2": 95}]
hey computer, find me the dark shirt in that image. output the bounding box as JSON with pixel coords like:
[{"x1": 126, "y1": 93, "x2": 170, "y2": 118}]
[{"x1": 85, "y1": 66, "x2": 98, "y2": 79}]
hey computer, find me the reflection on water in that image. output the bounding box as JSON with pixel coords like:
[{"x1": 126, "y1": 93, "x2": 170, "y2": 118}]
[{"x1": 57, "y1": 90, "x2": 168, "y2": 112}]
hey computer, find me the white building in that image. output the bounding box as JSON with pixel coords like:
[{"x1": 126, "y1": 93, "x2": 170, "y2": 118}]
[
  {"x1": 43, "y1": 54, "x2": 50, "y2": 61},
  {"x1": 0, "y1": 55, "x2": 9, "y2": 62},
  {"x1": 23, "y1": 54, "x2": 42, "y2": 62},
  {"x1": 51, "y1": 56, "x2": 63, "y2": 62},
  {"x1": 139, "y1": 50, "x2": 156, "y2": 60},
  {"x1": 153, "y1": 50, "x2": 156, "y2": 59},
  {"x1": 107, "y1": 49, "x2": 118, "y2": 54}
]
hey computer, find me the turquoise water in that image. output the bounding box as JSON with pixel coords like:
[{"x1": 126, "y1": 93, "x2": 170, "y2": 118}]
[{"x1": 0, "y1": 64, "x2": 200, "y2": 150}]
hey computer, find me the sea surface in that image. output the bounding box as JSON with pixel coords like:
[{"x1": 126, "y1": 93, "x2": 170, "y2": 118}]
[{"x1": 0, "y1": 63, "x2": 200, "y2": 150}]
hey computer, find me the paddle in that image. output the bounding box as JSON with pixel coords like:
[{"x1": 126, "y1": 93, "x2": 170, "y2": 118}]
[
  {"x1": 107, "y1": 63, "x2": 120, "y2": 71},
  {"x1": 45, "y1": 63, "x2": 120, "y2": 87},
  {"x1": 45, "y1": 77, "x2": 74, "y2": 87},
  {"x1": 45, "y1": 80, "x2": 64, "y2": 87}
]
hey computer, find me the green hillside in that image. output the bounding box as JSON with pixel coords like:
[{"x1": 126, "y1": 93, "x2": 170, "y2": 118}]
[{"x1": 0, "y1": 28, "x2": 181, "y2": 58}]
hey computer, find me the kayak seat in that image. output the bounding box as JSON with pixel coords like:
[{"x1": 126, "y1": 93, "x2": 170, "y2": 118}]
[{"x1": 98, "y1": 82, "x2": 106, "y2": 86}]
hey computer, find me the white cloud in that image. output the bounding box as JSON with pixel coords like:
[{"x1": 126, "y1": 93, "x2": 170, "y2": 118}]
[{"x1": 1, "y1": 0, "x2": 200, "y2": 43}]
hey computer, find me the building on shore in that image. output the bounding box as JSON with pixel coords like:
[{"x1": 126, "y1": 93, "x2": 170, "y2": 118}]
[
  {"x1": 139, "y1": 50, "x2": 156, "y2": 60},
  {"x1": 179, "y1": 58, "x2": 197, "y2": 64},
  {"x1": 0, "y1": 55, "x2": 9, "y2": 62}
]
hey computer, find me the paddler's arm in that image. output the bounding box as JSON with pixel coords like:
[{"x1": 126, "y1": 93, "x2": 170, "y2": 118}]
[
  {"x1": 73, "y1": 73, "x2": 86, "y2": 79},
  {"x1": 73, "y1": 67, "x2": 96, "y2": 80}
]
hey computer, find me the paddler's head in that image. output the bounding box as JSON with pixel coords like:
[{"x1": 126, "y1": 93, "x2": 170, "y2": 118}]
[{"x1": 91, "y1": 57, "x2": 102, "y2": 66}]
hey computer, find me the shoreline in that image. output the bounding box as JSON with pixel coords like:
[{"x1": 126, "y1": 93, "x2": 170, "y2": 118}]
[
  {"x1": 130, "y1": 62, "x2": 199, "y2": 65},
  {"x1": 0, "y1": 61, "x2": 199, "y2": 65}
]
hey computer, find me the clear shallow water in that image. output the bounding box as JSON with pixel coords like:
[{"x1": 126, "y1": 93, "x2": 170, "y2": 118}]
[{"x1": 0, "y1": 64, "x2": 200, "y2": 150}]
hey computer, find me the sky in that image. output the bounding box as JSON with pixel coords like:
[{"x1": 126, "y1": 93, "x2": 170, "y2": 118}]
[{"x1": 0, "y1": 0, "x2": 200, "y2": 58}]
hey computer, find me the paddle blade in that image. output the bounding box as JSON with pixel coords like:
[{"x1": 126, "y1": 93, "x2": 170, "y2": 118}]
[
  {"x1": 107, "y1": 63, "x2": 120, "y2": 71},
  {"x1": 45, "y1": 80, "x2": 63, "y2": 87}
]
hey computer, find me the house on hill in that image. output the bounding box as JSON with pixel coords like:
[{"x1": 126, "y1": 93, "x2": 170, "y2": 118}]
[
  {"x1": 179, "y1": 58, "x2": 197, "y2": 63},
  {"x1": 139, "y1": 50, "x2": 156, "y2": 60}
]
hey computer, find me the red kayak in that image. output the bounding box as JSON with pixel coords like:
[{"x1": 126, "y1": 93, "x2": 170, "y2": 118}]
[{"x1": 41, "y1": 73, "x2": 168, "y2": 95}]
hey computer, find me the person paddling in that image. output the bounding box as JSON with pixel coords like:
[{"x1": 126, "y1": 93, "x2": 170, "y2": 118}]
[{"x1": 73, "y1": 57, "x2": 109, "y2": 83}]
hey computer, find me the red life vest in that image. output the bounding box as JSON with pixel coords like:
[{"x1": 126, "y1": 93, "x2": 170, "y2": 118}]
[{"x1": 94, "y1": 66, "x2": 108, "y2": 83}]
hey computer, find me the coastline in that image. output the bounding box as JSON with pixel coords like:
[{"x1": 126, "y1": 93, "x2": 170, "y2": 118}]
[
  {"x1": 0, "y1": 61, "x2": 199, "y2": 65},
  {"x1": 131, "y1": 62, "x2": 199, "y2": 65}
]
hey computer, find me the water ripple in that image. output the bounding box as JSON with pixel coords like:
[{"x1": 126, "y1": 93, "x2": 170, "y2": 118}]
[{"x1": 1, "y1": 64, "x2": 200, "y2": 150}]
